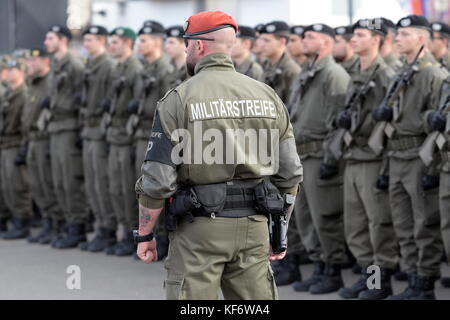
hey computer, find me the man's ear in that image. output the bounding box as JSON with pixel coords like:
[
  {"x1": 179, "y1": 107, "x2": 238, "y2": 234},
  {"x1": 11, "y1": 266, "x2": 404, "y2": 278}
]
[{"x1": 197, "y1": 39, "x2": 205, "y2": 54}]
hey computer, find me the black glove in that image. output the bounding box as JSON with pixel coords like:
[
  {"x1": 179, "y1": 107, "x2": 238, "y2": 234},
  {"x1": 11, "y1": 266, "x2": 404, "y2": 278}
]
[
  {"x1": 75, "y1": 136, "x2": 83, "y2": 150},
  {"x1": 376, "y1": 175, "x2": 389, "y2": 190},
  {"x1": 319, "y1": 163, "x2": 339, "y2": 180},
  {"x1": 40, "y1": 96, "x2": 50, "y2": 109},
  {"x1": 427, "y1": 112, "x2": 446, "y2": 132},
  {"x1": 73, "y1": 92, "x2": 83, "y2": 105},
  {"x1": 101, "y1": 98, "x2": 112, "y2": 113},
  {"x1": 422, "y1": 175, "x2": 440, "y2": 191},
  {"x1": 372, "y1": 104, "x2": 393, "y2": 122},
  {"x1": 336, "y1": 111, "x2": 352, "y2": 130},
  {"x1": 14, "y1": 148, "x2": 27, "y2": 166},
  {"x1": 127, "y1": 99, "x2": 140, "y2": 114}
]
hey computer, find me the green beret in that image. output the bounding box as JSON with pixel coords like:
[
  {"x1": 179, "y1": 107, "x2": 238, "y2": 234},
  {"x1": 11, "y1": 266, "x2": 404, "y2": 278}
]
[{"x1": 110, "y1": 27, "x2": 137, "y2": 41}]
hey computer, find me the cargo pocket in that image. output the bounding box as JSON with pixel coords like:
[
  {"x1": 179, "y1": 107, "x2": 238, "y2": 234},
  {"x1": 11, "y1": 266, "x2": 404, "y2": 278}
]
[
  {"x1": 266, "y1": 265, "x2": 278, "y2": 300},
  {"x1": 164, "y1": 272, "x2": 185, "y2": 300}
]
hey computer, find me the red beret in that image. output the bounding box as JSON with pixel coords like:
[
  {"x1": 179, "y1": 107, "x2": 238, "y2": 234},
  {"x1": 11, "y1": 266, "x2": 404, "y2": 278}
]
[{"x1": 183, "y1": 11, "x2": 238, "y2": 37}]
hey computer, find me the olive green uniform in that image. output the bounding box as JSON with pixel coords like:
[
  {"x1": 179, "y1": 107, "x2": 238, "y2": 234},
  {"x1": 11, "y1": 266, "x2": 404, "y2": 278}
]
[
  {"x1": 340, "y1": 55, "x2": 360, "y2": 77},
  {"x1": 262, "y1": 52, "x2": 301, "y2": 104},
  {"x1": 342, "y1": 56, "x2": 398, "y2": 270},
  {"x1": 262, "y1": 52, "x2": 303, "y2": 259},
  {"x1": 136, "y1": 53, "x2": 303, "y2": 300},
  {"x1": 0, "y1": 84, "x2": 31, "y2": 219},
  {"x1": 437, "y1": 51, "x2": 450, "y2": 71},
  {"x1": 21, "y1": 73, "x2": 59, "y2": 220},
  {"x1": 106, "y1": 55, "x2": 143, "y2": 230},
  {"x1": 168, "y1": 62, "x2": 188, "y2": 89},
  {"x1": 386, "y1": 53, "x2": 446, "y2": 277},
  {"x1": 0, "y1": 82, "x2": 11, "y2": 220},
  {"x1": 234, "y1": 56, "x2": 264, "y2": 81},
  {"x1": 81, "y1": 53, "x2": 116, "y2": 230},
  {"x1": 48, "y1": 53, "x2": 88, "y2": 225},
  {"x1": 384, "y1": 52, "x2": 404, "y2": 74},
  {"x1": 290, "y1": 55, "x2": 350, "y2": 265}
]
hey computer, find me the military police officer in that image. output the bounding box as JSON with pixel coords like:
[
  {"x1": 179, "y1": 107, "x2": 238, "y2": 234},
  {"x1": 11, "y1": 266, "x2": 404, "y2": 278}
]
[{"x1": 135, "y1": 11, "x2": 302, "y2": 300}]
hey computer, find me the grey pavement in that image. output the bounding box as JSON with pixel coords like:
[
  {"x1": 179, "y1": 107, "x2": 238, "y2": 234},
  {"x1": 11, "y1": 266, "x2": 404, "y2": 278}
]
[{"x1": 1, "y1": 232, "x2": 450, "y2": 300}]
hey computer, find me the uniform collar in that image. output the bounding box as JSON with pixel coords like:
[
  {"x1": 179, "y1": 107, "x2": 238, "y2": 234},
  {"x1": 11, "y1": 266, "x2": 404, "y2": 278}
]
[
  {"x1": 312, "y1": 54, "x2": 334, "y2": 72},
  {"x1": 194, "y1": 53, "x2": 235, "y2": 74},
  {"x1": 87, "y1": 53, "x2": 107, "y2": 68},
  {"x1": 233, "y1": 55, "x2": 253, "y2": 72},
  {"x1": 53, "y1": 52, "x2": 71, "y2": 71},
  {"x1": 341, "y1": 54, "x2": 359, "y2": 70}
]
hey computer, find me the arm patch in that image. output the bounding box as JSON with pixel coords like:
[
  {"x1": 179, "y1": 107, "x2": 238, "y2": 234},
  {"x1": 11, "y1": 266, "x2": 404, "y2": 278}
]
[{"x1": 144, "y1": 111, "x2": 176, "y2": 167}]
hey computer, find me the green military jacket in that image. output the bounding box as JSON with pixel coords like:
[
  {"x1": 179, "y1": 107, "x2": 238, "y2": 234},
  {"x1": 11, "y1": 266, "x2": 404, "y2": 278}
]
[
  {"x1": 168, "y1": 61, "x2": 188, "y2": 89},
  {"x1": 384, "y1": 52, "x2": 404, "y2": 74},
  {"x1": 340, "y1": 55, "x2": 360, "y2": 77},
  {"x1": 136, "y1": 53, "x2": 303, "y2": 209},
  {"x1": 431, "y1": 76, "x2": 450, "y2": 172},
  {"x1": 343, "y1": 55, "x2": 395, "y2": 162},
  {"x1": 437, "y1": 51, "x2": 450, "y2": 72},
  {"x1": 134, "y1": 54, "x2": 174, "y2": 140},
  {"x1": 234, "y1": 55, "x2": 264, "y2": 82},
  {"x1": 106, "y1": 55, "x2": 143, "y2": 145},
  {"x1": 81, "y1": 53, "x2": 116, "y2": 140},
  {"x1": 262, "y1": 52, "x2": 301, "y2": 103},
  {"x1": 48, "y1": 52, "x2": 85, "y2": 133},
  {"x1": 21, "y1": 73, "x2": 50, "y2": 141},
  {"x1": 389, "y1": 52, "x2": 447, "y2": 160},
  {"x1": 0, "y1": 84, "x2": 27, "y2": 149},
  {"x1": 290, "y1": 55, "x2": 350, "y2": 160}
]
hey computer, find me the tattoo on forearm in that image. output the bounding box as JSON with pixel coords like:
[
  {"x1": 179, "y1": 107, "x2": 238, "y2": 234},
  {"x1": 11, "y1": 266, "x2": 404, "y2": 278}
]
[{"x1": 139, "y1": 209, "x2": 152, "y2": 227}]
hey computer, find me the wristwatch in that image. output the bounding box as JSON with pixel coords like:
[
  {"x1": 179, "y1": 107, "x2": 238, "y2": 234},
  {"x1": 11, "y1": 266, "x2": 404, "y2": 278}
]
[{"x1": 133, "y1": 230, "x2": 154, "y2": 244}]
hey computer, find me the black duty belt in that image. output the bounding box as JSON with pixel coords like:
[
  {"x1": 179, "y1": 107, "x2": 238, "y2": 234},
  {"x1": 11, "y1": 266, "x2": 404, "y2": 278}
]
[
  {"x1": 388, "y1": 135, "x2": 426, "y2": 151},
  {"x1": 297, "y1": 140, "x2": 323, "y2": 155}
]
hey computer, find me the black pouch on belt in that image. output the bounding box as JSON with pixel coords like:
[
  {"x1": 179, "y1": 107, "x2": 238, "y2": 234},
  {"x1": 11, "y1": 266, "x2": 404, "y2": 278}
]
[{"x1": 192, "y1": 183, "x2": 227, "y2": 216}]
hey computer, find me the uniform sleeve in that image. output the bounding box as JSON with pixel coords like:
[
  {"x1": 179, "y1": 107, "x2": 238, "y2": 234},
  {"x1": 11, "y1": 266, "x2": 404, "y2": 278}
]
[
  {"x1": 269, "y1": 95, "x2": 303, "y2": 196},
  {"x1": 423, "y1": 71, "x2": 448, "y2": 133},
  {"x1": 135, "y1": 91, "x2": 181, "y2": 209}
]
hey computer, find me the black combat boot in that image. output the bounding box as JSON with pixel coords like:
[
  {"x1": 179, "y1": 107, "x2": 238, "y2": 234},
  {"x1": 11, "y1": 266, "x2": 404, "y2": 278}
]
[
  {"x1": 114, "y1": 230, "x2": 136, "y2": 256},
  {"x1": 88, "y1": 228, "x2": 117, "y2": 252},
  {"x1": 0, "y1": 217, "x2": 9, "y2": 233},
  {"x1": 44, "y1": 219, "x2": 64, "y2": 245},
  {"x1": 309, "y1": 263, "x2": 343, "y2": 294},
  {"x1": 388, "y1": 273, "x2": 418, "y2": 300},
  {"x1": 338, "y1": 273, "x2": 369, "y2": 299},
  {"x1": 293, "y1": 261, "x2": 324, "y2": 292},
  {"x1": 441, "y1": 277, "x2": 450, "y2": 288},
  {"x1": 273, "y1": 254, "x2": 301, "y2": 286},
  {"x1": 412, "y1": 275, "x2": 437, "y2": 300},
  {"x1": 2, "y1": 218, "x2": 30, "y2": 239},
  {"x1": 79, "y1": 227, "x2": 105, "y2": 251},
  {"x1": 156, "y1": 233, "x2": 170, "y2": 261},
  {"x1": 28, "y1": 217, "x2": 52, "y2": 243},
  {"x1": 53, "y1": 223, "x2": 87, "y2": 249},
  {"x1": 359, "y1": 268, "x2": 394, "y2": 300}
]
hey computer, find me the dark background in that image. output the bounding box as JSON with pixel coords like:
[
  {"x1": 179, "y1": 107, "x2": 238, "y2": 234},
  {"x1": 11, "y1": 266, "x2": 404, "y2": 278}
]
[{"x1": 0, "y1": 0, "x2": 67, "y2": 53}]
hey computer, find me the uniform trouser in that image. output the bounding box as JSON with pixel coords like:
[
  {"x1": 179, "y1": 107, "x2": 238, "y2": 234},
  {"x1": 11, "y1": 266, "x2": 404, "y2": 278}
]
[
  {"x1": 302, "y1": 157, "x2": 346, "y2": 264},
  {"x1": 107, "y1": 144, "x2": 137, "y2": 231},
  {"x1": 0, "y1": 150, "x2": 11, "y2": 219},
  {"x1": 294, "y1": 185, "x2": 322, "y2": 262},
  {"x1": 50, "y1": 131, "x2": 87, "y2": 224},
  {"x1": 136, "y1": 138, "x2": 166, "y2": 235},
  {"x1": 287, "y1": 215, "x2": 306, "y2": 256},
  {"x1": 26, "y1": 139, "x2": 59, "y2": 220},
  {"x1": 440, "y1": 171, "x2": 450, "y2": 261},
  {"x1": 164, "y1": 215, "x2": 278, "y2": 300},
  {"x1": 389, "y1": 157, "x2": 442, "y2": 277},
  {"x1": 344, "y1": 161, "x2": 398, "y2": 270},
  {"x1": 83, "y1": 139, "x2": 116, "y2": 230},
  {"x1": 0, "y1": 147, "x2": 31, "y2": 219}
]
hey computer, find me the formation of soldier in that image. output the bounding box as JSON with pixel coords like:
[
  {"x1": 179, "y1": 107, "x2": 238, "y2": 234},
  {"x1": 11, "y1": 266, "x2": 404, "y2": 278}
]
[{"x1": 0, "y1": 13, "x2": 450, "y2": 300}]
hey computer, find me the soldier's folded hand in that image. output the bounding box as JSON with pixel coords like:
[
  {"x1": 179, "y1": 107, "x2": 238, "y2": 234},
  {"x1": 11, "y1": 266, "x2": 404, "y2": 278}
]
[
  {"x1": 40, "y1": 96, "x2": 50, "y2": 109},
  {"x1": 372, "y1": 103, "x2": 393, "y2": 122},
  {"x1": 137, "y1": 239, "x2": 158, "y2": 264},
  {"x1": 319, "y1": 163, "x2": 339, "y2": 180},
  {"x1": 336, "y1": 111, "x2": 351, "y2": 130},
  {"x1": 427, "y1": 112, "x2": 446, "y2": 132}
]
